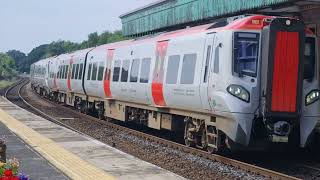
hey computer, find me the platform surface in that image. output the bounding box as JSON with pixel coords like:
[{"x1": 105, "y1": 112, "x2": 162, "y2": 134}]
[
  {"x1": 0, "y1": 121, "x2": 68, "y2": 179},
  {"x1": 0, "y1": 97, "x2": 184, "y2": 180}
]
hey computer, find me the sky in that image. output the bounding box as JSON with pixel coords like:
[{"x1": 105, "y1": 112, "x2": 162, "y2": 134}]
[{"x1": 0, "y1": 0, "x2": 158, "y2": 54}]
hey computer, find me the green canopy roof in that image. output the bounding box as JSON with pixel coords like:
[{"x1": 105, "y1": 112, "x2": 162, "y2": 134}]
[{"x1": 120, "y1": 0, "x2": 294, "y2": 36}]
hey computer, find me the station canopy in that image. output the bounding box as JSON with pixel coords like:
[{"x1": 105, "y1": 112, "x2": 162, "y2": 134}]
[{"x1": 120, "y1": 0, "x2": 320, "y2": 37}]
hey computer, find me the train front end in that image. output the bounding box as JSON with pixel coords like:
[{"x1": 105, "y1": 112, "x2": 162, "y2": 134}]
[
  {"x1": 256, "y1": 17, "x2": 319, "y2": 148},
  {"x1": 226, "y1": 16, "x2": 320, "y2": 150}
]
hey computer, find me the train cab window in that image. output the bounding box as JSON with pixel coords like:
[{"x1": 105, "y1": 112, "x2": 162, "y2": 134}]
[
  {"x1": 91, "y1": 63, "x2": 98, "y2": 80},
  {"x1": 180, "y1": 54, "x2": 197, "y2": 84},
  {"x1": 72, "y1": 65, "x2": 76, "y2": 79},
  {"x1": 140, "y1": 58, "x2": 151, "y2": 83},
  {"x1": 214, "y1": 46, "x2": 220, "y2": 74},
  {"x1": 87, "y1": 63, "x2": 92, "y2": 80},
  {"x1": 130, "y1": 59, "x2": 140, "y2": 82},
  {"x1": 304, "y1": 37, "x2": 316, "y2": 80},
  {"x1": 79, "y1": 63, "x2": 83, "y2": 80},
  {"x1": 233, "y1": 32, "x2": 260, "y2": 77},
  {"x1": 112, "y1": 60, "x2": 121, "y2": 82},
  {"x1": 121, "y1": 60, "x2": 130, "y2": 82},
  {"x1": 166, "y1": 55, "x2": 180, "y2": 84},
  {"x1": 204, "y1": 46, "x2": 211, "y2": 83},
  {"x1": 75, "y1": 64, "x2": 80, "y2": 80},
  {"x1": 97, "y1": 63, "x2": 104, "y2": 81}
]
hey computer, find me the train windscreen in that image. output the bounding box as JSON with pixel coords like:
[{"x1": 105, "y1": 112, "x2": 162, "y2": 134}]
[
  {"x1": 233, "y1": 32, "x2": 260, "y2": 77},
  {"x1": 304, "y1": 37, "x2": 316, "y2": 80}
]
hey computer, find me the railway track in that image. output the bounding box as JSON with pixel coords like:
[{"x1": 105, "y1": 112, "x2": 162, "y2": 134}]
[{"x1": 5, "y1": 79, "x2": 302, "y2": 180}]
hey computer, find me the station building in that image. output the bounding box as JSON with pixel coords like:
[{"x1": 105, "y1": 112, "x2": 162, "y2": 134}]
[{"x1": 120, "y1": 0, "x2": 320, "y2": 39}]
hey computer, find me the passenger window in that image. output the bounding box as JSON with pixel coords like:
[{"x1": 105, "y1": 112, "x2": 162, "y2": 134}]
[
  {"x1": 97, "y1": 63, "x2": 104, "y2": 81},
  {"x1": 104, "y1": 68, "x2": 109, "y2": 81},
  {"x1": 59, "y1": 66, "x2": 62, "y2": 79},
  {"x1": 180, "y1": 54, "x2": 197, "y2": 84},
  {"x1": 72, "y1": 65, "x2": 76, "y2": 79},
  {"x1": 61, "y1": 66, "x2": 64, "y2": 79},
  {"x1": 65, "y1": 65, "x2": 69, "y2": 79},
  {"x1": 204, "y1": 46, "x2": 211, "y2": 83},
  {"x1": 214, "y1": 46, "x2": 220, "y2": 74},
  {"x1": 166, "y1": 55, "x2": 180, "y2": 84},
  {"x1": 130, "y1": 59, "x2": 140, "y2": 82},
  {"x1": 121, "y1": 60, "x2": 130, "y2": 82},
  {"x1": 75, "y1": 64, "x2": 80, "y2": 80},
  {"x1": 87, "y1": 63, "x2": 92, "y2": 80},
  {"x1": 79, "y1": 64, "x2": 83, "y2": 80},
  {"x1": 91, "y1": 63, "x2": 98, "y2": 80},
  {"x1": 61, "y1": 65, "x2": 65, "y2": 79},
  {"x1": 140, "y1": 58, "x2": 151, "y2": 83},
  {"x1": 57, "y1": 67, "x2": 60, "y2": 79},
  {"x1": 112, "y1": 61, "x2": 121, "y2": 82}
]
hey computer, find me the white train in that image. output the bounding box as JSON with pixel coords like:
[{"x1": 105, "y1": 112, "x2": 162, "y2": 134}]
[{"x1": 30, "y1": 15, "x2": 320, "y2": 152}]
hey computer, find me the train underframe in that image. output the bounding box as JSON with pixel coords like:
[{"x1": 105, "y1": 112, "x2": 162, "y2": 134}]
[{"x1": 30, "y1": 87, "x2": 320, "y2": 152}]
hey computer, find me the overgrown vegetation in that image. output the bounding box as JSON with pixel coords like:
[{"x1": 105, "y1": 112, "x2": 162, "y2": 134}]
[
  {"x1": 3, "y1": 30, "x2": 127, "y2": 74},
  {"x1": 0, "y1": 80, "x2": 15, "y2": 89}
]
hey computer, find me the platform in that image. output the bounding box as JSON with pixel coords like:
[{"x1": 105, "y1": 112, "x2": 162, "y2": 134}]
[{"x1": 0, "y1": 97, "x2": 184, "y2": 180}]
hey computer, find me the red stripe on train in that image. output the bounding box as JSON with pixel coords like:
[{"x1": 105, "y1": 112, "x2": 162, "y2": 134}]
[
  {"x1": 151, "y1": 41, "x2": 168, "y2": 106},
  {"x1": 271, "y1": 32, "x2": 299, "y2": 112},
  {"x1": 104, "y1": 49, "x2": 114, "y2": 98},
  {"x1": 67, "y1": 56, "x2": 74, "y2": 92}
]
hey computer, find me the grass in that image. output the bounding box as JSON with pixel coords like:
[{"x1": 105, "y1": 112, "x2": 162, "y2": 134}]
[{"x1": 0, "y1": 80, "x2": 15, "y2": 89}]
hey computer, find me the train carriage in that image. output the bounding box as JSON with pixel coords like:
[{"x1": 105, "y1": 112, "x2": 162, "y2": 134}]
[{"x1": 30, "y1": 15, "x2": 320, "y2": 152}]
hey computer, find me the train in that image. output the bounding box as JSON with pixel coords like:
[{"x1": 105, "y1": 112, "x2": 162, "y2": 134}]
[{"x1": 30, "y1": 15, "x2": 320, "y2": 152}]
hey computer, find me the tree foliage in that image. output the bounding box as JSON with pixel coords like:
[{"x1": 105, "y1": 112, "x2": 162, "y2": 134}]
[
  {"x1": 5, "y1": 30, "x2": 127, "y2": 73},
  {"x1": 0, "y1": 53, "x2": 17, "y2": 79}
]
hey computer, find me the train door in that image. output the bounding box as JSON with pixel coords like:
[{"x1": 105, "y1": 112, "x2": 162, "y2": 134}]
[
  {"x1": 45, "y1": 61, "x2": 49, "y2": 88},
  {"x1": 151, "y1": 40, "x2": 168, "y2": 107},
  {"x1": 200, "y1": 33, "x2": 216, "y2": 111},
  {"x1": 104, "y1": 49, "x2": 114, "y2": 98}
]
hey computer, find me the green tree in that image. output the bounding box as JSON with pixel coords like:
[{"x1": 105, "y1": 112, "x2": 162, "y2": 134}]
[
  {"x1": 6, "y1": 30, "x2": 127, "y2": 74},
  {"x1": 87, "y1": 32, "x2": 99, "y2": 47},
  {"x1": 0, "y1": 53, "x2": 16, "y2": 79},
  {"x1": 6, "y1": 50, "x2": 27, "y2": 73}
]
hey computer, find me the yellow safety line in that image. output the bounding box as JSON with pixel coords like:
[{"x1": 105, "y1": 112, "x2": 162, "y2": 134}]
[{"x1": 0, "y1": 108, "x2": 115, "y2": 180}]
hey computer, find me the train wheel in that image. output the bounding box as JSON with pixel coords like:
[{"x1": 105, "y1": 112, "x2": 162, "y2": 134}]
[
  {"x1": 184, "y1": 120, "x2": 196, "y2": 147},
  {"x1": 98, "y1": 102, "x2": 105, "y2": 120},
  {"x1": 207, "y1": 128, "x2": 219, "y2": 154},
  {"x1": 199, "y1": 128, "x2": 207, "y2": 150}
]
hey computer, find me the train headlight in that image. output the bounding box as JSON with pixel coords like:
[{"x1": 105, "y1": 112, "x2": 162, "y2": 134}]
[
  {"x1": 227, "y1": 85, "x2": 250, "y2": 103},
  {"x1": 305, "y1": 90, "x2": 320, "y2": 106}
]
